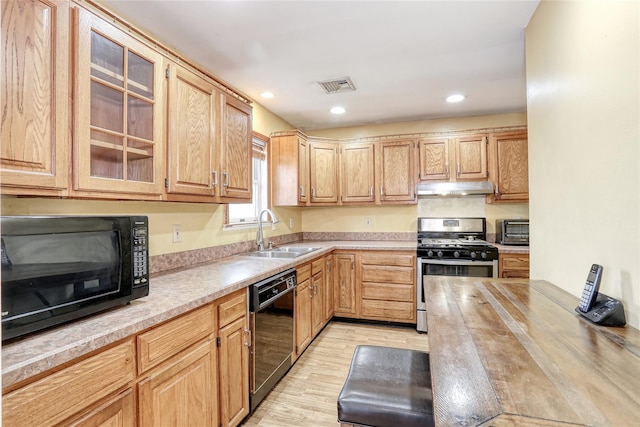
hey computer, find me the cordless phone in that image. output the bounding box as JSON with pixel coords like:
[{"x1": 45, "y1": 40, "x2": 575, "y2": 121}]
[
  {"x1": 578, "y1": 264, "x2": 602, "y2": 313},
  {"x1": 575, "y1": 263, "x2": 626, "y2": 327}
]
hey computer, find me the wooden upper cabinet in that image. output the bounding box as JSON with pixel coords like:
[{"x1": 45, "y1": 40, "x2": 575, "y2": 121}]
[
  {"x1": 340, "y1": 142, "x2": 375, "y2": 204},
  {"x1": 73, "y1": 8, "x2": 165, "y2": 199},
  {"x1": 1, "y1": 0, "x2": 69, "y2": 196},
  {"x1": 220, "y1": 95, "x2": 252, "y2": 202},
  {"x1": 487, "y1": 131, "x2": 529, "y2": 203},
  {"x1": 418, "y1": 138, "x2": 450, "y2": 181},
  {"x1": 270, "y1": 132, "x2": 309, "y2": 206},
  {"x1": 309, "y1": 140, "x2": 339, "y2": 204},
  {"x1": 453, "y1": 134, "x2": 488, "y2": 181},
  {"x1": 377, "y1": 139, "x2": 416, "y2": 203},
  {"x1": 166, "y1": 63, "x2": 220, "y2": 201}
]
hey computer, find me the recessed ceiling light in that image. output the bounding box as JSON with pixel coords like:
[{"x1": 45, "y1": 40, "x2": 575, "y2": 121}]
[
  {"x1": 330, "y1": 106, "x2": 346, "y2": 115},
  {"x1": 446, "y1": 94, "x2": 465, "y2": 103},
  {"x1": 260, "y1": 91, "x2": 274, "y2": 99}
]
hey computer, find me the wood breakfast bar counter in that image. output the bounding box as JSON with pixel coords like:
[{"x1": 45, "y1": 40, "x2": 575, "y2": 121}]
[{"x1": 425, "y1": 277, "x2": 640, "y2": 427}]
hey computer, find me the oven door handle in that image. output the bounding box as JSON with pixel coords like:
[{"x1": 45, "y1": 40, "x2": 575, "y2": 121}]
[{"x1": 421, "y1": 258, "x2": 496, "y2": 267}]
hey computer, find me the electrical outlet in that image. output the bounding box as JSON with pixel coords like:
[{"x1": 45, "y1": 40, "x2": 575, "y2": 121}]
[
  {"x1": 366, "y1": 217, "x2": 372, "y2": 227},
  {"x1": 290, "y1": 218, "x2": 294, "y2": 228},
  {"x1": 172, "y1": 224, "x2": 182, "y2": 243}
]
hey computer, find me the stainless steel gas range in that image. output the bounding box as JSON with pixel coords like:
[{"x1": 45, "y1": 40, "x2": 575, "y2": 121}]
[{"x1": 416, "y1": 217, "x2": 498, "y2": 332}]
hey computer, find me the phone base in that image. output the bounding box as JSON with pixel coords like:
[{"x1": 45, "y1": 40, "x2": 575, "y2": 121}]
[{"x1": 575, "y1": 293, "x2": 626, "y2": 327}]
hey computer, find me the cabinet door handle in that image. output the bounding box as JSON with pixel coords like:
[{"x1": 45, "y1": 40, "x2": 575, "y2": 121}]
[
  {"x1": 494, "y1": 183, "x2": 499, "y2": 195},
  {"x1": 457, "y1": 164, "x2": 460, "y2": 176},
  {"x1": 380, "y1": 186, "x2": 384, "y2": 197},
  {"x1": 223, "y1": 172, "x2": 229, "y2": 187},
  {"x1": 300, "y1": 185, "x2": 305, "y2": 197},
  {"x1": 370, "y1": 186, "x2": 374, "y2": 198},
  {"x1": 312, "y1": 188, "x2": 316, "y2": 198},
  {"x1": 211, "y1": 170, "x2": 218, "y2": 186}
]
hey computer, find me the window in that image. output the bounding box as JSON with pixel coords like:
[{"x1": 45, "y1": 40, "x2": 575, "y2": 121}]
[{"x1": 225, "y1": 133, "x2": 269, "y2": 227}]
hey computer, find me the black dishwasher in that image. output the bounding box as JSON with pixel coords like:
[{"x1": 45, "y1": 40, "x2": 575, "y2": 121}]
[{"x1": 248, "y1": 268, "x2": 297, "y2": 411}]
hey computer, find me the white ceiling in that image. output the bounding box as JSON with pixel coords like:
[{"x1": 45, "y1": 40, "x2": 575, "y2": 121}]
[{"x1": 103, "y1": 0, "x2": 540, "y2": 131}]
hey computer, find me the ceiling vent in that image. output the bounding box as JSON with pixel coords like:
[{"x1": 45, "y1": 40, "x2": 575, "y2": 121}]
[{"x1": 318, "y1": 77, "x2": 356, "y2": 94}]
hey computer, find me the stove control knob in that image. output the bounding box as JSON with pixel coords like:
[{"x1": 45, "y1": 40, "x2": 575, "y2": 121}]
[
  {"x1": 427, "y1": 250, "x2": 434, "y2": 257},
  {"x1": 470, "y1": 251, "x2": 477, "y2": 259},
  {"x1": 454, "y1": 251, "x2": 460, "y2": 258},
  {"x1": 481, "y1": 251, "x2": 488, "y2": 259},
  {"x1": 437, "y1": 251, "x2": 444, "y2": 258}
]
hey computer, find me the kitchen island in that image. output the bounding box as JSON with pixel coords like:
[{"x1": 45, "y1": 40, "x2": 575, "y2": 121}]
[{"x1": 425, "y1": 276, "x2": 640, "y2": 426}]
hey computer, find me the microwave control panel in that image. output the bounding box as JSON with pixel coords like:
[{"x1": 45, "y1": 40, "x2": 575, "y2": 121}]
[{"x1": 132, "y1": 226, "x2": 148, "y2": 286}]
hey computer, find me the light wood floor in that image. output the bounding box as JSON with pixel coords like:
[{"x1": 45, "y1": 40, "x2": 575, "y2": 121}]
[{"x1": 241, "y1": 320, "x2": 429, "y2": 427}]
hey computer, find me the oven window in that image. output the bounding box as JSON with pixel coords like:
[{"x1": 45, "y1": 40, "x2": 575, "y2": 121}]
[
  {"x1": 1, "y1": 231, "x2": 121, "y2": 321},
  {"x1": 423, "y1": 263, "x2": 494, "y2": 278}
]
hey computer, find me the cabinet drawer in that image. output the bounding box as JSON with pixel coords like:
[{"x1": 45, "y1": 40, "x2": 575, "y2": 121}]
[
  {"x1": 362, "y1": 282, "x2": 414, "y2": 302},
  {"x1": 501, "y1": 254, "x2": 530, "y2": 269},
  {"x1": 297, "y1": 263, "x2": 311, "y2": 283},
  {"x1": 311, "y1": 257, "x2": 324, "y2": 274},
  {"x1": 361, "y1": 252, "x2": 415, "y2": 267},
  {"x1": 2, "y1": 340, "x2": 134, "y2": 427},
  {"x1": 218, "y1": 289, "x2": 247, "y2": 328},
  {"x1": 137, "y1": 304, "x2": 215, "y2": 373},
  {"x1": 361, "y1": 265, "x2": 414, "y2": 285},
  {"x1": 361, "y1": 299, "x2": 415, "y2": 322}
]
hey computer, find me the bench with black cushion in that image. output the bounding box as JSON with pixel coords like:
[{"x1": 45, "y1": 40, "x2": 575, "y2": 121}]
[{"x1": 337, "y1": 345, "x2": 435, "y2": 427}]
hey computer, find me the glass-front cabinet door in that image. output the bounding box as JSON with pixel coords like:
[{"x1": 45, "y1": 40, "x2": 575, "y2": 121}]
[{"x1": 74, "y1": 8, "x2": 164, "y2": 198}]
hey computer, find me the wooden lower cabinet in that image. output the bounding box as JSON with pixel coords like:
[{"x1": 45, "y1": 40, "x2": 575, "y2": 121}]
[
  {"x1": 332, "y1": 250, "x2": 416, "y2": 323},
  {"x1": 138, "y1": 339, "x2": 218, "y2": 427},
  {"x1": 333, "y1": 252, "x2": 358, "y2": 317},
  {"x1": 499, "y1": 253, "x2": 530, "y2": 278},
  {"x1": 3, "y1": 290, "x2": 250, "y2": 427},
  {"x1": 64, "y1": 388, "x2": 136, "y2": 427},
  {"x1": 294, "y1": 263, "x2": 313, "y2": 358},
  {"x1": 360, "y1": 251, "x2": 416, "y2": 323},
  {"x1": 2, "y1": 340, "x2": 135, "y2": 427},
  {"x1": 217, "y1": 291, "x2": 250, "y2": 427}
]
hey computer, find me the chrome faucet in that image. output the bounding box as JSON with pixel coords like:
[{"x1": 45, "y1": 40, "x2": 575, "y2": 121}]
[{"x1": 256, "y1": 208, "x2": 279, "y2": 251}]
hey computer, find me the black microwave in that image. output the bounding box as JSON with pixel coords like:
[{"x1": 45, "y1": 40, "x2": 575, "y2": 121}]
[{"x1": 1, "y1": 216, "x2": 149, "y2": 341}]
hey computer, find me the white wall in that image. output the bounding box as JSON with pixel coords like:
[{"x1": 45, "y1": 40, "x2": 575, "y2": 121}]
[{"x1": 526, "y1": 0, "x2": 639, "y2": 328}]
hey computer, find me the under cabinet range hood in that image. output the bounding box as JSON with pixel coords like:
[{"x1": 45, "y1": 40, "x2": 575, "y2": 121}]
[{"x1": 417, "y1": 181, "x2": 494, "y2": 197}]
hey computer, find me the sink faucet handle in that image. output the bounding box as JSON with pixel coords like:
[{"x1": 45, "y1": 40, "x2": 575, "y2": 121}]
[{"x1": 268, "y1": 241, "x2": 275, "y2": 249}]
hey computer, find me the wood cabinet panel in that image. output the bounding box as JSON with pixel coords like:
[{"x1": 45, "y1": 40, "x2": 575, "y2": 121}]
[
  {"x1": 362, "y1": 282, "x2": 414, "y2": 302},
  {"x1": 454, "y1": 134, "x2": 488, "y2": 180},
  {"x1": 361, "y1": 265, "x2": 414, "y2": 284},
  {"x1": 418, "y1": 138, "x2": 449, "y2": 181},
  {"x1": 499, "y1": 253, "x2": 530, "y2": 278},
  {"x1": 270, "y1": 133, "x2": 308, "y2": 206},
  {"x1": 487, "y1": 131, "x2": 529, "y2": 203},
  {"x1": 73, "y1": 7, "x2": 165, "y2": 198},
  {"x1": 295, "y1": 274, "x2": 312, "y2": 356},
  {"x1": 361, "y1": 299, "x2": 414, "y2": 322},
  {"x1": 137, "y1": 304, "x2": 215, "y2": 373},
  {"x1": 220, "y1": 95, "x2": 252, "y2": 201},
  {"x1": 2, "y1": 340, "x2": 134, "y2": 427},
  {"x1": 324, "y1": 254, "x2": 335, "y2": 322},
  {"x1": 1, "y1": 0, "x2": 69, "y2": 195},
  {"x1": 218, "y1": 316, "x2": 250, "y2": 427},
  {"x1": 361, "y1": 252, "x2": 414, "y2": 267},
  {"x1": 377, "y1": 140, "x2": 416, "y2": 203},
  {"x1": 218, "y1": 290, "x2": 247, "y2": 328},
  {"x1": 333, "y1": 252, "x2": 357, "y2": 317},
  {"x1": 166, "y1": 62, "x2": 220, "y2": 199},
  {"x1": 309, "y1": 140, "x2": 339, "y2": 204},
  {"x1": 62, "y1": 388, "x2": 135, "y2": 427},
  {"x1": 340, "y1": 142, "x2": 375, "y2": 203},
  {"x1": 138, "y1": 339, "x2": 218, "y2": 427}
]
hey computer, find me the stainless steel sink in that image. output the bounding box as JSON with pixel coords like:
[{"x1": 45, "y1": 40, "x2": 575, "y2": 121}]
[{"x1": 244, "y1": 247, "x2": 320, "y2": 258}]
